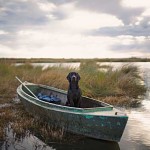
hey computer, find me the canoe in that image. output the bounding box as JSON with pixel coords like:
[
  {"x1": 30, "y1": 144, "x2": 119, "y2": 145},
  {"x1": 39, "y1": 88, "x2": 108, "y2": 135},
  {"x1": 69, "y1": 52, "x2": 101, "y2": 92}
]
[{"x1": 16, "y1": 81, "x2": 128, "y2": 142}]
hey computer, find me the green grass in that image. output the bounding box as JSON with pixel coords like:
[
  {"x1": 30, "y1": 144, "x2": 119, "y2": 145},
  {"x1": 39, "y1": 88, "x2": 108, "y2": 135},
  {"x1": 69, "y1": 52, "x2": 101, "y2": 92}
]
[{"x1": 79, "y1": 61, "x2": 146, "y2": 99}]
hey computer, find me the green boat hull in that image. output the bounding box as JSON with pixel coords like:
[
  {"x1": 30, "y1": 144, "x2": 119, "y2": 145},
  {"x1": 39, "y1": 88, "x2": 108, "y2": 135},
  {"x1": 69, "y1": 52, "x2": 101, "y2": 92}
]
[{"x1": 17, "y1": 82, "x2": 128, "y2": 142}]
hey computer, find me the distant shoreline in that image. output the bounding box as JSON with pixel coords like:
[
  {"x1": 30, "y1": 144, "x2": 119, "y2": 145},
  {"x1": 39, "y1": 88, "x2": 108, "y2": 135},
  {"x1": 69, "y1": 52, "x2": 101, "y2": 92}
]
[{"x1": 1, "y1": 57, "x2": 150, "y2": 63}]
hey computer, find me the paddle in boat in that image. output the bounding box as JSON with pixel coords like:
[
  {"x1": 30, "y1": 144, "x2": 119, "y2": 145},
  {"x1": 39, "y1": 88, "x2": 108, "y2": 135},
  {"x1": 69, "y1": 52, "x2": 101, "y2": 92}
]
[{"x1": 16, "y1": 77, "x2": 128, "y2": 142}]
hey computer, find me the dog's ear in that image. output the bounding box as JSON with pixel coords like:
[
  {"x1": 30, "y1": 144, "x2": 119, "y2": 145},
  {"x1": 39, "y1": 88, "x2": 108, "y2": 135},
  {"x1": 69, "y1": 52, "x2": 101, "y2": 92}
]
[
  {"x1": 77, "y1": 73, "x2": 81, "y2": 81},
  {"x1": 67, "y1": 73, "x2": 71, "y2": 82}
]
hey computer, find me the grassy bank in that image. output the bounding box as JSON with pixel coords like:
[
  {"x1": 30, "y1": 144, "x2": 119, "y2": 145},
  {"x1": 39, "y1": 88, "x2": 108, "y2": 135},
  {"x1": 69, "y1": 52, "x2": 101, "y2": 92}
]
[
  {"x1": 0, "y1": 61, "x2": 146, "y2": 141},
  {"x1": 79, "y1": 61, "x2": 146, "y2": 106},
  {"x1": 1, "y1": 57, "x2": 150, "y2": 63}
]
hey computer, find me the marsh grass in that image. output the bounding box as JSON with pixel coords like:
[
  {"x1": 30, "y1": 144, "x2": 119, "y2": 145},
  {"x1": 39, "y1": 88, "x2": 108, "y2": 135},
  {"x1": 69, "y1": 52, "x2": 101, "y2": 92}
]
[
  {"x1": 79, "y1": 61, "x2": 146, "y2": 99},
  {"x1": 0, "y1": 103, "x2": 66, "y2": 142},
  {"x1": 12, "y1": 104, "x2": 64, "y2": 141},
  {"x1": 0, "y1": 61, "x2": 146, "y2": 142},
  {"x1": 0, "y1": 105, "x2": 15, "y2": 140}
]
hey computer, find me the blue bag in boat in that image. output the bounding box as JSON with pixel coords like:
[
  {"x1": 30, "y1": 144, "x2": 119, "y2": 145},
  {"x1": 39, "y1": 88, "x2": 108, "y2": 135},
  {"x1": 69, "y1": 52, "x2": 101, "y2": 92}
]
[{"x1": 37, "y1": 93, "x2": 61, "y2": 104}]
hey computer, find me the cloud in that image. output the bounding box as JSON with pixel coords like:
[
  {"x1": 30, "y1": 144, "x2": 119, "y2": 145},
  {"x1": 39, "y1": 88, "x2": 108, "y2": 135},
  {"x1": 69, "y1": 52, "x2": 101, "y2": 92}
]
[
  {"x1": 0, "y1": 34, "x2": 17, "y2": 46},
  {"x1": 88, "y1": 16, "x2": 150, "y2": 37},
  {"x1": 0, "y1": 0, "x2": 49, "y2": 32},
  {"x1": 111, "y1": 37, "x2": 150, "y2": 55},
  {"x1": 47, "y1": 0, "x2": 144, "y2": 25},
  {"x1": 76, "y1": 0, "x2": 144, "y2": 25},
  {"x1": 88, "y1": 25, "x2": 150, "y2": 37},
  {"x1": 0, "y1": 0, "x2": 146, "y2": 33},
  {"x1": 0, "y1": 0, "x2": 52, "y2": 49},
  {"x1": 0, "y1": 0, "x2": 149, "y2": 58}
]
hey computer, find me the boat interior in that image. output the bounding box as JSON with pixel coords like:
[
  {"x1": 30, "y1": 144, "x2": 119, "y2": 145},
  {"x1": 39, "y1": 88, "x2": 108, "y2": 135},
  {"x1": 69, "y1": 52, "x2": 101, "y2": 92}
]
[{"x1": 22, "y1": 84, "x2": 108, "y2": 108}]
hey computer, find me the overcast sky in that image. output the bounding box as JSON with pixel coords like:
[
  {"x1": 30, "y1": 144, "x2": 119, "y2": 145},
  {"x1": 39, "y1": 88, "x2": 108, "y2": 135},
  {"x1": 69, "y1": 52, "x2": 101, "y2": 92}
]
[{"x1": 0, "y1": 0, "x2": 150, "y2": 58}]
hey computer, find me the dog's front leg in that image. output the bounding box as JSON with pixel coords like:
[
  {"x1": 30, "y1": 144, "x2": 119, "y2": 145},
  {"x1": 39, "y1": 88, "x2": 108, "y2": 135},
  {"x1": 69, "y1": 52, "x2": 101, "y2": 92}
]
[
  {"x1": 70, "y1": 99, "x2": 74, "y2": 107},
  {"x1": 67, "y1": 94, "x2": 74, "y2": 107}
]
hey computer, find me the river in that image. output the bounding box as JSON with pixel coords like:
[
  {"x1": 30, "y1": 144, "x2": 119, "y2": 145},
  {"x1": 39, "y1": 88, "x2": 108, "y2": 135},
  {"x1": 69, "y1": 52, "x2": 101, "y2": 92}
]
[{"x1": 1, "y1": 62, "x2": 150, "y2": 150}]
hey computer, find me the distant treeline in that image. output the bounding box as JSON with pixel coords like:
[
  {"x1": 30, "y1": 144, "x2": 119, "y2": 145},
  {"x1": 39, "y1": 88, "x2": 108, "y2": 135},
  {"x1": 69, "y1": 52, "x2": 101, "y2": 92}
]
[{"x1": 0, "y1": 57, "x2": 150, "y2": 63}]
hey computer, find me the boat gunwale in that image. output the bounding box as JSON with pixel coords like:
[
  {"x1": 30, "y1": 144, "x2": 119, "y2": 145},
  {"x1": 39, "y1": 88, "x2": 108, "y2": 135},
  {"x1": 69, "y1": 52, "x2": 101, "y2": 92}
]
[{"x1": 17, "y1": 82, "x2": 115, "y2": 114}]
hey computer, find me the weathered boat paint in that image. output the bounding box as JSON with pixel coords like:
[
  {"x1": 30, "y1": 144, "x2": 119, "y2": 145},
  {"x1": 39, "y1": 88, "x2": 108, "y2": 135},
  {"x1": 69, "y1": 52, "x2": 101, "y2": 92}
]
[{"x1": 16, "y1": 82, "x2": 128, "y2": 142}]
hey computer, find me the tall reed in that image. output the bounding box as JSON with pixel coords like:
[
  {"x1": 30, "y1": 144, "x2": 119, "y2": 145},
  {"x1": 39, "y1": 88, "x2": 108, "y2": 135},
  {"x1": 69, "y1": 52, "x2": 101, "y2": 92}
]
[{"x1": 79, "y1": 61, "x2": 146, "y2": 98}]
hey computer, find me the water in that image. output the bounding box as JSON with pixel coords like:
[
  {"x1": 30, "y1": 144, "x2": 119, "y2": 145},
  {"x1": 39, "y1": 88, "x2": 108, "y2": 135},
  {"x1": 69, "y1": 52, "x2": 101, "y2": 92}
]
[
  {"x1": 2, "y1": 62, "x2": 150, "y2": 150},
  {"x1": 15, "y1": 62, "x2": 80, "y2": 70},
  {"x1": 119, "y1": 101, "x2": 150, "y2": 150}
]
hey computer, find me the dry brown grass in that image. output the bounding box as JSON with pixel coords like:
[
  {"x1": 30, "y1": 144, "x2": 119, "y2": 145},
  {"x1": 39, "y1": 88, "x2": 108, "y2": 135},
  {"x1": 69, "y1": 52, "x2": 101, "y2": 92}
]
[
  {"x1": 102, "y1": 96, "x2": 131, "y2": 106},
  {"x1": 0, "y1": 106, "x2": 15, "y2": 140},
  {"x1": 0, "y1": 103, "x2": 65, "y2": 141}
]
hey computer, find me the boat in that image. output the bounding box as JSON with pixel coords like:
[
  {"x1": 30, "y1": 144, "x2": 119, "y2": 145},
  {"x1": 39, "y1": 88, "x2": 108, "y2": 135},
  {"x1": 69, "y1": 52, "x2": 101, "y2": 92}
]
[{"x1": 16, "y1": 79, "x2": 128, "y2": 142}]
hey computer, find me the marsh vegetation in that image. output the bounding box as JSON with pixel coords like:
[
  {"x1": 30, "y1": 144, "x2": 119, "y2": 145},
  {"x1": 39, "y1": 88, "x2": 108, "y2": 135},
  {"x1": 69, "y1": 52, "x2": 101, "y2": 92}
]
[
  {"x1": 1, "y1": 57, "x2": 150, "y2": 63},
  {"x1": 0, "y1": 60, "x2": 146, "y2": 142}
]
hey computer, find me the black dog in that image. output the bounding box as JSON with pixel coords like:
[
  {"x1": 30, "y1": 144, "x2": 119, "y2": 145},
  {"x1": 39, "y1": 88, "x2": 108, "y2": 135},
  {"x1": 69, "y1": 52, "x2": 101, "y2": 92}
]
[{"x1": 66, "y1": 72, "x2": 82, "y2": 107}]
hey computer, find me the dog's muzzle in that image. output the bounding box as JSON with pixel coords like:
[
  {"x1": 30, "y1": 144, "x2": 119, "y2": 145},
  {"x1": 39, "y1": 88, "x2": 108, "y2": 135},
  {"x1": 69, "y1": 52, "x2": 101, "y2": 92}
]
[{"x1": 71, "y1": 75, "x2": 77, "y2": 82}]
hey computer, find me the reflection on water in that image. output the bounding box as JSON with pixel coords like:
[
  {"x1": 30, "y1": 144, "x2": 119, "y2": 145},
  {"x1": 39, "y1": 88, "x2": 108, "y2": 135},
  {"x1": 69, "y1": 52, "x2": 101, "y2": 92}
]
[
  {"x1": 16, "y1": 62, "x2": 81, "y2": 70},
  {"x1": 119, "y1": 101, "x2": 150, "y2": 150},
  {"x1": 1, "y1": 125, "x2": 54, "y2": 150},
  {"x1": 1, "y1": 134, "x2": 54, "y2": 150},
  {"x1": 1, "y1": 132, "x2": 120, "y2": 150},
  {"x1": 48, "y1": 139, "x2": 120, "y2": 150},
  {"x1": 1, "y1": 122, "x2": 120, "y2": 150},
  {"x1": 1, "y1": 124, "x2": 120, "y2": 150}
]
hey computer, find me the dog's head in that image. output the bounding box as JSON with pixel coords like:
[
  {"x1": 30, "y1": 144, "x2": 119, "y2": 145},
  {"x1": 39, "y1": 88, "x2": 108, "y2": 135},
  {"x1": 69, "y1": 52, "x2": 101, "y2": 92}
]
[{"x1": 67, "y1": 72, "x2": 80, "y2": 83}]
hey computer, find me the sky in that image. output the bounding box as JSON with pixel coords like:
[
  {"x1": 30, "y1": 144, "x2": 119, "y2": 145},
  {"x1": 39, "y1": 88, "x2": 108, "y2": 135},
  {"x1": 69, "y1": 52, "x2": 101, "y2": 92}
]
[{"x1": 0, "y1": 0, "x2": 150, "y2": 58}]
